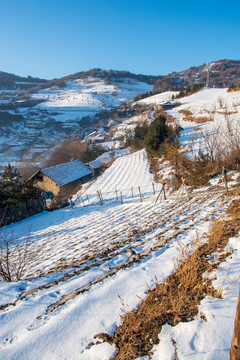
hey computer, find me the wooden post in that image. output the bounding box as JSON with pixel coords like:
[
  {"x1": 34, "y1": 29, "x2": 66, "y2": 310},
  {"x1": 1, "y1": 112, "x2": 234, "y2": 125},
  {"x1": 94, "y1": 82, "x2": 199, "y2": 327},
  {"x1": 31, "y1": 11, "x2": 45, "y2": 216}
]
[
  {"x1": 99, "y1": 190, "x2": 104, "y2": 203},
  {"x1": 120, "y1": 191, "x2": 123, "y2": 204},
  {"x1": 138, "y1": 186, "x2": 142, "y2": 202},
  {"x1": 97, "y1": 191, "x2": 103, "y2": 205},
  {"x1": 86, "y1": 194, "x2": 89, "y2": 203},
  {"x1": 131, "y1": 187, "x2": 134, "y2": 198},
  {"x1": 152, "y1": 182, "x2": 155, "y2": 195},
  {"x1": 230, "y1": 289, "x2": 240, "y2": 360},
  {"x1": 155, "y1": 188, "x2": 162, "y2": 204},
  {"x1": 162, "y1": 182, "x2": 166, "y2": 200},
  {"x1": 115, "y1": 189, "x2": 118, "y2": 200},
  {"x1": 222, "y1": 166, "x2": 228, "y2": 194}
]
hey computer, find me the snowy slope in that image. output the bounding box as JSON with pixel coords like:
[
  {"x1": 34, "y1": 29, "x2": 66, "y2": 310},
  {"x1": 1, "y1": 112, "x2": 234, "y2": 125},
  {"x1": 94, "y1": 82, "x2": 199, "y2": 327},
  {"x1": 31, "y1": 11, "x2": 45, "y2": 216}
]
[
  {"x1": 32, "y1": 77, "x2": 153, "y2": 122},
  {"x1": 0, "y1": 147, "x2": 239, "y2": 359},
  {"x1": 135, "y1": 91, "x2": 179, "y2": 105}
]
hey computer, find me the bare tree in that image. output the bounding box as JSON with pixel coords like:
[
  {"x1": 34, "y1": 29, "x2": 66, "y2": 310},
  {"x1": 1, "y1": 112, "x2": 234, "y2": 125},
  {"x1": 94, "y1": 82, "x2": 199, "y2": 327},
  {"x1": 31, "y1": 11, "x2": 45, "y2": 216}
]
[
  {"x1": 0, "y1": 225, "x2": 45, "y2": 281},
  {"x1": 222, "y1": 114, "x2": 240, "y2": 153},
  {"x1": 200, "y1": 122, "x2": 223, "y2": 163}
]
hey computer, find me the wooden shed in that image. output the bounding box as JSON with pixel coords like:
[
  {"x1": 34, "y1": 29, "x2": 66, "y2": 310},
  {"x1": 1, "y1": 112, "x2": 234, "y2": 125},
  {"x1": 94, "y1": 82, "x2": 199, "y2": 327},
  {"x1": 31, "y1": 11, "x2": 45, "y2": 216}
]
[
  {"x1": 29, "y1": 159, "x2": 94, "y2": 197},
  {"x1": 88, "y1": 159, "x2": 104, "y2": 175}
]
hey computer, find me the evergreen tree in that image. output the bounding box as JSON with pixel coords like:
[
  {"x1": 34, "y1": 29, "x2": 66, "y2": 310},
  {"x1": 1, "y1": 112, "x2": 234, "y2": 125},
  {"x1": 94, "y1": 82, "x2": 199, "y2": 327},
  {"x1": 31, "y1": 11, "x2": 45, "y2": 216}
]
[
  {"x1": 144, "y1": 115, "x2": 168, "y2": 155},
  {"x1": 0, "y1": 164, "x2": 22, "y2": 206},
  {"x1": 0, "y1": 164, "x2": 39, "y2": 207}
]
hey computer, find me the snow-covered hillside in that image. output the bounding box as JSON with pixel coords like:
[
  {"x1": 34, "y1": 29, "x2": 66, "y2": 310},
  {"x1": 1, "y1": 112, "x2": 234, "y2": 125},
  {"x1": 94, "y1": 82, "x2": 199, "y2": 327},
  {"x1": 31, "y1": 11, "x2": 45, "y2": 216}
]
[
  {"x1": 0, "y1": 148, "x2": 239, "y2": 360},
  {"x1": 135, "y1": 91, "x2": 179, "y2": 106},
  {"x1": 32, "y1": 77, "x2": 153, "y2": 122},
  {"x1": 0, "y1": 76, "x2": 153, "y2": 170},
  {"x1": 134, "y1": 87, "x2": 240, "y2": 158}
]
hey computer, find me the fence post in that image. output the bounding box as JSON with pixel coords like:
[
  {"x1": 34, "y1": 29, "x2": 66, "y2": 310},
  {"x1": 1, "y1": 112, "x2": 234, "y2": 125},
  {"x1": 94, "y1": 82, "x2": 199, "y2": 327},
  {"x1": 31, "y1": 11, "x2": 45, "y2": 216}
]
[
  {"x1": 97, "y1": 191, "x2": 103, "y2": 205},
  {"x1": 115, "y1": 189, "x2": 118, "y2": 200},
  {"x1": 222, "y1": 166, "x2": 228, "y2": 194},
  {"x1": 120, "y1": 191, "x2": 123, "y2": 204},
  {"x1": 230, "y1": 289, "x2": 240, "y2": 360},
  {"x1": 162, "y1": 182, "x2": 166, "y2": 200},
  {"x1": 138, "y1": 186, "x2": 142, "y2": 202},
  {"x1": 152, "y1": 182, "x2": 155, "y2": 195},
  {"x1": 131, "y1": 187, "x2": 134, "y2": 198},
  {"x1": 86, "y1": 194, "x2": 90, "y2": 203}
]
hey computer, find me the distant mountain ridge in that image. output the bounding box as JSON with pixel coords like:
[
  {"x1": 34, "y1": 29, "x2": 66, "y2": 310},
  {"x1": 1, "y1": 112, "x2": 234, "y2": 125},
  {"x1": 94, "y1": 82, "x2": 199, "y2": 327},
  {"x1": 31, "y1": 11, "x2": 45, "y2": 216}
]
[
  {"x1": 0, "y1": 72, "x2": 48, "y2": 90},
  {"x1": 154, "y1": 59, "x2": 240, "y2": 90},
  {"x1": 1, "y1": 59, "x2": 240, "y2": 92}
]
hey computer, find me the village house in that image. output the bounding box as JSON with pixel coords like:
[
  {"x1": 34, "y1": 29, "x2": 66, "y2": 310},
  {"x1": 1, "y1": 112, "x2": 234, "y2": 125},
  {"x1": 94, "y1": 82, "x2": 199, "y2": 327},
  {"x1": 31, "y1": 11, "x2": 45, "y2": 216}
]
[
  {"x1": 153, "y1": 101, "x2": 177, "y2": 111},
  {"x1": 29, "y1": 159, "x2": 94, "y2": 197}
]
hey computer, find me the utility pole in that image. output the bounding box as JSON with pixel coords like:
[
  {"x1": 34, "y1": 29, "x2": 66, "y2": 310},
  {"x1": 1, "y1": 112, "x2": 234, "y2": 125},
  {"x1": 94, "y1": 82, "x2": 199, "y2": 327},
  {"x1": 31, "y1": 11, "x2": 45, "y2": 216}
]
[{"x1": 206, "y1": 62, "x2": 210, "y2": 87}]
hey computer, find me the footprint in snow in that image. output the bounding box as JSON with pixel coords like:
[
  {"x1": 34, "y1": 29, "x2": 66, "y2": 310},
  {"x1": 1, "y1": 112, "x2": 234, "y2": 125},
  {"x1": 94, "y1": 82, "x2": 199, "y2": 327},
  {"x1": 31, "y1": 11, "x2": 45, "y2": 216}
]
[{"x1": 0, "y1": 335, "x2": 15, "y2": 349}]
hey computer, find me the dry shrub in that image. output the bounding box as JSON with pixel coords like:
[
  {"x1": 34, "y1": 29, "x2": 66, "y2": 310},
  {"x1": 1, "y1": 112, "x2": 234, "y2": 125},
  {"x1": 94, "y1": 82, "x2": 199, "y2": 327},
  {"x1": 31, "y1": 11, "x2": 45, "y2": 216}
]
[
  {"x1": 178, "y1": 109, "x2": 212, "y2": 124},
  {"x1": 178, "y1": 109, "x2": 193, "y2": 116},
  {"x1": 190, "y1": 116, "x2": 211, "y2": 124},
  {"x1": 0, "y1": 225, "x2": 45, "y2": 281}
]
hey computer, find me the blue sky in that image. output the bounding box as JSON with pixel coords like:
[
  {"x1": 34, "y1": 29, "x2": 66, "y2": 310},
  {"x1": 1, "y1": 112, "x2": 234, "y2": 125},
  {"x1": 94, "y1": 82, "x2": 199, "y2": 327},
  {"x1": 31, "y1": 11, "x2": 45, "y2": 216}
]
[{"x1": 1, "y1": 0, "x2": 239, "y2": 79}]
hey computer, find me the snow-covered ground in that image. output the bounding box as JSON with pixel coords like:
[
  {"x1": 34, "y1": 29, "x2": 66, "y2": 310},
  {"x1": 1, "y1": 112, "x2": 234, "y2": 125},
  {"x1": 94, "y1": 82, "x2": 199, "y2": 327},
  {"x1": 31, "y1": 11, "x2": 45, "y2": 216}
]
[
  {"x1": 134, "y1": 91, "x2": 179, "y2": 106},
  {"x1": 0, "y1": 147, "x2": 239, "y2": 359},
  {"x1": 32, "y1": 77, "x2": 153, "y2": 122},
  {"x1": 168, "y1": 88, "x2": 240, "y2": 157}
]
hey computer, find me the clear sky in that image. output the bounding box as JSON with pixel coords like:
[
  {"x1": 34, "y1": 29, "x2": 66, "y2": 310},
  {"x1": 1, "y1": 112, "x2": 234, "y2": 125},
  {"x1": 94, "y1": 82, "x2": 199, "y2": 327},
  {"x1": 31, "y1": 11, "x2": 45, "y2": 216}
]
[{"x1": 1, "y1": 0, "x2": 240, "y2": 79}]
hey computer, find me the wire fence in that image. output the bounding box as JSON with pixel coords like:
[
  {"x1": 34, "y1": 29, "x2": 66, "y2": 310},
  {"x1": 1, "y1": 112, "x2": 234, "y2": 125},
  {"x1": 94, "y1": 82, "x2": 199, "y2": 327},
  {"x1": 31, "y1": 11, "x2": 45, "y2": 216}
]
[{"x1": 74, "y1": 182, "x2": 165, "y2": 207}]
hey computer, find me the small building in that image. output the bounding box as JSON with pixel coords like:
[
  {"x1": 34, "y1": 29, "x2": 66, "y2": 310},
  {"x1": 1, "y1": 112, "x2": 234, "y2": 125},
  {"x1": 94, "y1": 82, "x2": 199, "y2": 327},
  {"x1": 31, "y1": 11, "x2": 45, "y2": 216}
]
[
  {"x1": 153, "y1": 101, "x2": 177, "y2": 111},
  {"x1": 29, "y1": 159, "x2": 94, "y2": 196},
  {"x1": 88, "y1": 159, "x2": 104, "y2": 175}
]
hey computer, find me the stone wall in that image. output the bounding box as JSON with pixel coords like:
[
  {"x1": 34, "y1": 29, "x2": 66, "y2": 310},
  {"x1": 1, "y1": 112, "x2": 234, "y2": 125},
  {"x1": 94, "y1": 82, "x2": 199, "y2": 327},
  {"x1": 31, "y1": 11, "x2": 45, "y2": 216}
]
[{"x1": 0, "y1": 197, "x2": 46, "y2": 226}]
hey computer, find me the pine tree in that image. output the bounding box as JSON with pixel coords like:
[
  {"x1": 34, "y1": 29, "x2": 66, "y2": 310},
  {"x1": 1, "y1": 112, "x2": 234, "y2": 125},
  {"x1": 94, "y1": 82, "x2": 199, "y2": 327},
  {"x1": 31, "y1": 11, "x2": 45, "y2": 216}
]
[
  {"x1": 0, "y1": 164, "x2": 23, "y2": 206},
  {"x1": 144, "y1": 115, "x2": 168, "y2": 155},
  {"x1": 0, "y1": 164, "x2": 38, "y2": 207}
]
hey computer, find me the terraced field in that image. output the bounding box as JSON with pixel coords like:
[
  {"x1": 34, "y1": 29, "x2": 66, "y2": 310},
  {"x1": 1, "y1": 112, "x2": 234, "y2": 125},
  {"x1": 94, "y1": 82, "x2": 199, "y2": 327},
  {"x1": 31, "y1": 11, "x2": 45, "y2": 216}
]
[{"x1": 0, "y1": 150, "x2": 238, "y2": 360}]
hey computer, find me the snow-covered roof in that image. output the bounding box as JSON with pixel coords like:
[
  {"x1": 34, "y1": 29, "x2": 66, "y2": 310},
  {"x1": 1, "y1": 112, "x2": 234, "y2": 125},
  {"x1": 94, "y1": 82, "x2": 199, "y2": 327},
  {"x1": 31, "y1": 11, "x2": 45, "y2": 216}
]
[
  {"x1": 41, "y1": 159, "x2": 93, "y2": 186},
  {"x1": 88, "y1": 159, "x2": 103, "y2": 170}
]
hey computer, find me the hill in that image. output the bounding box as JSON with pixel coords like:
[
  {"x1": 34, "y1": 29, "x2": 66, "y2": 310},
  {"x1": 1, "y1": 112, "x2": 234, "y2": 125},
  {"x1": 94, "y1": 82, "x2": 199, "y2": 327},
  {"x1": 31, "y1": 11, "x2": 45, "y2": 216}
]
[
  {"x1": 0, "y1": 149, "x2": 239, "y2": 359},
  {"x1": 154, "y1": 59, "x2": 240, "y2": 90},
  {"x1": 0, "y1": 71, "x2": 47, "y2": 90},
  {"x1": 0, "y1": 59, "x2": 240, "y2": 172}
]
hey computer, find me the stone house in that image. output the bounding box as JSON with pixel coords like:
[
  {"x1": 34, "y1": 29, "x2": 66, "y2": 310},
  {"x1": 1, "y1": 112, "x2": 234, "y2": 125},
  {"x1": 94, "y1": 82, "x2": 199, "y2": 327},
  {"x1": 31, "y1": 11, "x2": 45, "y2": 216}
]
[{"x1": 29, "y1": 159, "x2": 94, "y2": 197}]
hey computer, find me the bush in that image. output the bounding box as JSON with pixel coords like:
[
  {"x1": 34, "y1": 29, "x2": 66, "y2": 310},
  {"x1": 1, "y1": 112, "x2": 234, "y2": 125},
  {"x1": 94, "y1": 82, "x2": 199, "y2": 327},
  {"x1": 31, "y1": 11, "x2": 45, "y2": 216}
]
[{"x1": 144, "y1": 115, "x2": 168, "y2": 155}]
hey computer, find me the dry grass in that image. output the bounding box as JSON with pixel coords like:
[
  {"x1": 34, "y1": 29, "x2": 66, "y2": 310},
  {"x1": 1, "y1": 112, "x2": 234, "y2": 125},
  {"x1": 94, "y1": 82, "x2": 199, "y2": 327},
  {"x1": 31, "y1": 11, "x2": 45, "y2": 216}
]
[
  {"x1": 178, "y1": 109, "x2": 212, "y2": 124},
  {"x1": 96, "y1": 198, "x2": 240, "y2": 359},
  {"x1": 178, "y1": 109, "x2": 193, "y2": 116}
]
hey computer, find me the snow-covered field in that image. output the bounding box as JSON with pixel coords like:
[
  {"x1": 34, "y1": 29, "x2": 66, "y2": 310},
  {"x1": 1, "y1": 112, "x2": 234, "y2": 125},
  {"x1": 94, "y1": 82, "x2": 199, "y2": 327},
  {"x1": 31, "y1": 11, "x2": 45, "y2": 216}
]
[
  {"x1": 0, "y1": 148, "x2": 239, "y2": 359},
  {"x1": 33, "y1": 77, "x2": 153, "y2": 122}
]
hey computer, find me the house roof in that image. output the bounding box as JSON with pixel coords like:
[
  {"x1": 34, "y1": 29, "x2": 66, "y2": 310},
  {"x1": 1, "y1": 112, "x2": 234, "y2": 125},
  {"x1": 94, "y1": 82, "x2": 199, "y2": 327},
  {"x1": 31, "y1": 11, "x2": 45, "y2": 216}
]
[
  {"x1": 41, "y1": 159, "x2": 94, "y2": 186},
  {"x1": 88, "y1": 159, "x2": 103, "y2": 170}
]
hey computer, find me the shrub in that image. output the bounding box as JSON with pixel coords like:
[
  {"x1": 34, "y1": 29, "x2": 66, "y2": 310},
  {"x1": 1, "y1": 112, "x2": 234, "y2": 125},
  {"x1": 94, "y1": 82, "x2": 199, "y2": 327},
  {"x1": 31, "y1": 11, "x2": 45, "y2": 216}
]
[{"x1": 0, "y1": 225, "x2": 45, "y2": 281}]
